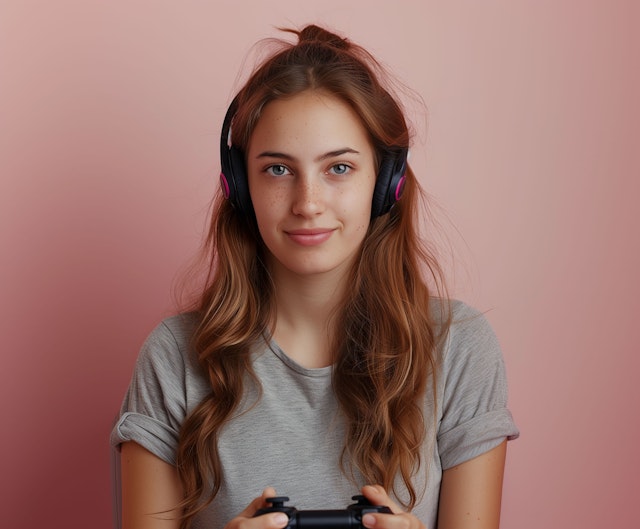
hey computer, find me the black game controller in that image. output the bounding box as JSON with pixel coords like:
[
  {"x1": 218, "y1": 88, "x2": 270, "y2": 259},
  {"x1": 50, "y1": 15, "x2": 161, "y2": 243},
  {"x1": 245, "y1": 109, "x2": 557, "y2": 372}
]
[{"x1": 254, "y1": 495, "x2": 392, "y2": 529}]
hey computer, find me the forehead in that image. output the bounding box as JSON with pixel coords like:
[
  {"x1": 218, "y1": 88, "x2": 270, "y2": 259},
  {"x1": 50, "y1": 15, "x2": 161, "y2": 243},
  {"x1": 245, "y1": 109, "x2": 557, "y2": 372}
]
[{"x1": 247, "y1": 90, "x2": 373, "y2": 155}]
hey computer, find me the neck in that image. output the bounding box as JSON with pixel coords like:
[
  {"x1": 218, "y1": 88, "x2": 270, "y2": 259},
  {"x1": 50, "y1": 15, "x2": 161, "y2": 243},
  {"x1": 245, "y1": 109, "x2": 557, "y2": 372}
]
[{"x1": 269, "y1": 265, "x2": 350, "y2": 368}]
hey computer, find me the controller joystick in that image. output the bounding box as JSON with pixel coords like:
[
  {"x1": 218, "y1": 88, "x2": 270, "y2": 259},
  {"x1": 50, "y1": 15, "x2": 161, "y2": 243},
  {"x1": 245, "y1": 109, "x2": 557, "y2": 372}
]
[{"x1": 254, "y1": 495, "x2": 392, "y2": 529}]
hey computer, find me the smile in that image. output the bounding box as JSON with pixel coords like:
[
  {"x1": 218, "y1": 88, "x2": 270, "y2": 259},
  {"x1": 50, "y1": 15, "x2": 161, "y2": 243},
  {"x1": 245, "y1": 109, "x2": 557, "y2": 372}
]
[{"x1": 285, "y1": 228, "x2": 335, "y2": 247}]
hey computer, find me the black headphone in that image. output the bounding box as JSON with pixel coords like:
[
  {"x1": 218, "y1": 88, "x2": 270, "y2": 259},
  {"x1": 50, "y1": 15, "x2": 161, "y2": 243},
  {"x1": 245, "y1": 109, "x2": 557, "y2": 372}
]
[{"x1": 220, "y1": 96, "x2": 408, "y2": 219}]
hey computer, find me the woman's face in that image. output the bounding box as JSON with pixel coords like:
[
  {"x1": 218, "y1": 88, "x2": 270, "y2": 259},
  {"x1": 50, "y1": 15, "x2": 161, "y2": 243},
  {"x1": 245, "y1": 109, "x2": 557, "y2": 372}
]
[{"x1": 246, "y1": 90, "x2": 377, "y2": 282}]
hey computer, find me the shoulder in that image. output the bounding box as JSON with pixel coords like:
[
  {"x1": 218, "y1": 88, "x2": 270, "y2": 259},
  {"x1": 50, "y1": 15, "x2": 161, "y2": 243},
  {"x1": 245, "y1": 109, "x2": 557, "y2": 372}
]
[
  {"x1": 430, "y1": 299, "x2": 501, "y2": 359},
  {"x1": 430, "y1": 299, "x2": 506, "y2": 389},
  {"x1": 148, "y1": 312, "x2": 198, "y2": 341},
  {"x1": 448, "y1": 299, "x2": 499, "y2": 348},
  {"x1": 135, "y1": 313, "x2": 199, "y2": 374}
]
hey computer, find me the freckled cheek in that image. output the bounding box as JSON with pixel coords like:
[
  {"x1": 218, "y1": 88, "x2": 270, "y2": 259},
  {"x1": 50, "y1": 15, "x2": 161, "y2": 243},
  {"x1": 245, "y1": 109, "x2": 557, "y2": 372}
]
[
  {"x1": 271, "y1": 189, "x2": 287, "y2": 207},
  {"x1": 253, "y1": 186, "x2": 288, "y2": 214},
  {"x1": 338, "y1": 209, "x2": 371, "y2": 237}
]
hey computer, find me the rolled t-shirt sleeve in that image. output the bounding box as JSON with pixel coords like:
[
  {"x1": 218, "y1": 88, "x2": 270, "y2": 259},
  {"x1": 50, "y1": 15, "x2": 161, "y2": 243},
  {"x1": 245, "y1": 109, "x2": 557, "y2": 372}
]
[
  {"x1": 437, "y1": 302, "x2": 519, "y2": 470},
  {"x1": 110, "y1": 320, "x2": 191, "y2": 465}
]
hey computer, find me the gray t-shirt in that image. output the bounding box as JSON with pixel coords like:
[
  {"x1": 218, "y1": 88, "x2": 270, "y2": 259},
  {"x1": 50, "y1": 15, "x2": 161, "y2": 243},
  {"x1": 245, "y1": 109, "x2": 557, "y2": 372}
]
[{"x1": 111, "y1": 300, "x2": 518, "y2": 529}]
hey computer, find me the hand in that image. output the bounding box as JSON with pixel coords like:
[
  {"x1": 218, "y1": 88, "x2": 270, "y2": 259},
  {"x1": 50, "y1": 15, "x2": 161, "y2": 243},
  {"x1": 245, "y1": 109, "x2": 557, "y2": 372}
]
[
  {"x1": 360, "y1": 485, "x2": 427, "y2": 529},
  {"x1": 224, "y1": 487, "x2": 289, "y2": 529}
]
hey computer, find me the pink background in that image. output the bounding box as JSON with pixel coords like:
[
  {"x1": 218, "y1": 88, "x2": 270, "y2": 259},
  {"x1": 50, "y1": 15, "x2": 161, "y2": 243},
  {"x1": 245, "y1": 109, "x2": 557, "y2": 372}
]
[{"x1": 1, "y1": 1, "x2": 638, "y2": 527}]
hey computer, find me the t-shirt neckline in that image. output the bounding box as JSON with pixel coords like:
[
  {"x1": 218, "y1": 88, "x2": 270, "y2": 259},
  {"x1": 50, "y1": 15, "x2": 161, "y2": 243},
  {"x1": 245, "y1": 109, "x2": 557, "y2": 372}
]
[{"x1": 266, "y1": 339, "x2": 334, "y2": 378}]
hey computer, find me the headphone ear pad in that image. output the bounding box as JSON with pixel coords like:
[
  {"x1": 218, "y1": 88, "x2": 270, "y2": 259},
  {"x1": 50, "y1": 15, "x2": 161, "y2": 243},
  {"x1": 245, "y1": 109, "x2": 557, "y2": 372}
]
[
  {"x1": 371, "y1": 152, "x2": 407, "y2": 218},
  {"x1": 220, "y1": 96, "x2": 253, "y2": 216},
  {"x1": 227, "y1": 145, "x2": 251, "y2": 215}
]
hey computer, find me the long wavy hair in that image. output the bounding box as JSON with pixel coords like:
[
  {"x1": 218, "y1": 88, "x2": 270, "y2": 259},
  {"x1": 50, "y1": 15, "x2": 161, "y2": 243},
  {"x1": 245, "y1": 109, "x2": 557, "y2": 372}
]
[{"x1": 175, "y1": 25, "x2": 450, "y2": 528}]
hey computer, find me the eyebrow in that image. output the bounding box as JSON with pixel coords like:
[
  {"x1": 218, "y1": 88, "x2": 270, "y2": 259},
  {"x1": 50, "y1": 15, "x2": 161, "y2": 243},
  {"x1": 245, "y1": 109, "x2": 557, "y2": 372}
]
[{"x1": 255, "y1": 148, "x2": 360, "y2": 163}]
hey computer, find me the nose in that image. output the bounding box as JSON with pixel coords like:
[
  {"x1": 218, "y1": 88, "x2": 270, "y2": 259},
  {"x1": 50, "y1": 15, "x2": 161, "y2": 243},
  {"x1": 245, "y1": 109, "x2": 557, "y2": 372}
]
[{"x1": 291, "y1": 176, "x2": 325, "y2": 217}]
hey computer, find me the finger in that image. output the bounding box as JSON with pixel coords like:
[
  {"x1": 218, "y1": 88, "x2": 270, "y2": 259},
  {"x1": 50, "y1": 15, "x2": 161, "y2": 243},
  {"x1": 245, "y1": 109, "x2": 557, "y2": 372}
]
[
  {"x1": 230, "y1": 511, "x2": 290, "y2": 529},
  {"x1": 360, "y1": 486, "x2": 425, "y2": 529},
  {"x1": 238, "y1": 487, "x2": 278, "y2": 518},
  {"x1": 252, "y1": 489, "x2": 289, "y2": 529},
  {"x1": 261, "y1": 487, "x2": 277, "y2": 503},
  {"x1": 362, "y1": 511, "x2": 423, "y2": 529},
  {"x1": 253, "y1": 512, "x2": 290, "y2": 529},
  {"x1": 230, "y1": 489, "x2": 289, "y2": 529},
  {"x1": 361, "y1": 485, "x2": 403, "y2": 514}
]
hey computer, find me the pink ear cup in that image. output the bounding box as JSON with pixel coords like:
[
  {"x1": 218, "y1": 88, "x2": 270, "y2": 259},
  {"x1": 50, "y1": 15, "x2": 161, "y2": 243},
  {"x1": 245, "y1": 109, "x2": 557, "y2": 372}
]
[
  {"x1": 395, "y1": 175, "x2": 406, "y2": 201},
  {"x1": 220, "y1": 172, "x2": 230, "y2": 199}
]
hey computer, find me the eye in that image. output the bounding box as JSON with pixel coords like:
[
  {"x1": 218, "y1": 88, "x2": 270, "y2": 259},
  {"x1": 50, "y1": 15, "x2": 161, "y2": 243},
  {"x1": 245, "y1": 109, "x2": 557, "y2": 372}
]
[
  {"x1": 266, "y1": 164, "x2": 290, "y2": 177},
  {"x1": 329, "y1": 163, "x2": 351, "y2": 175}
]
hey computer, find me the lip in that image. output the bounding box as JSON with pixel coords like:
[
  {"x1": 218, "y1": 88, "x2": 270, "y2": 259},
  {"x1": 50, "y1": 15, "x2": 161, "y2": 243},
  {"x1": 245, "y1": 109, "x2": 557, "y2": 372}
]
[{"x1": 285, "y1": 228, "x2": 335, "y2": 246}]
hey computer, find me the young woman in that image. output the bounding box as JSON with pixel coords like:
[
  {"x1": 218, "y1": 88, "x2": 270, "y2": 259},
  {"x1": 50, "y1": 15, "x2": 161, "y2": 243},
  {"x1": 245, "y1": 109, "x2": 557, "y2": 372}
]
[{"x1": 111, "y1": 24, "x2": 518, "y2": 529}]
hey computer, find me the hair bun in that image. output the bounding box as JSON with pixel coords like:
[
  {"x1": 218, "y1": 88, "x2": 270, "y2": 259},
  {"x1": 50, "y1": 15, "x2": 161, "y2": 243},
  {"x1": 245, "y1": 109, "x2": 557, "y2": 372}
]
[{"x1": 298, "y1": 24, "x2": 349, "y2": 49}]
